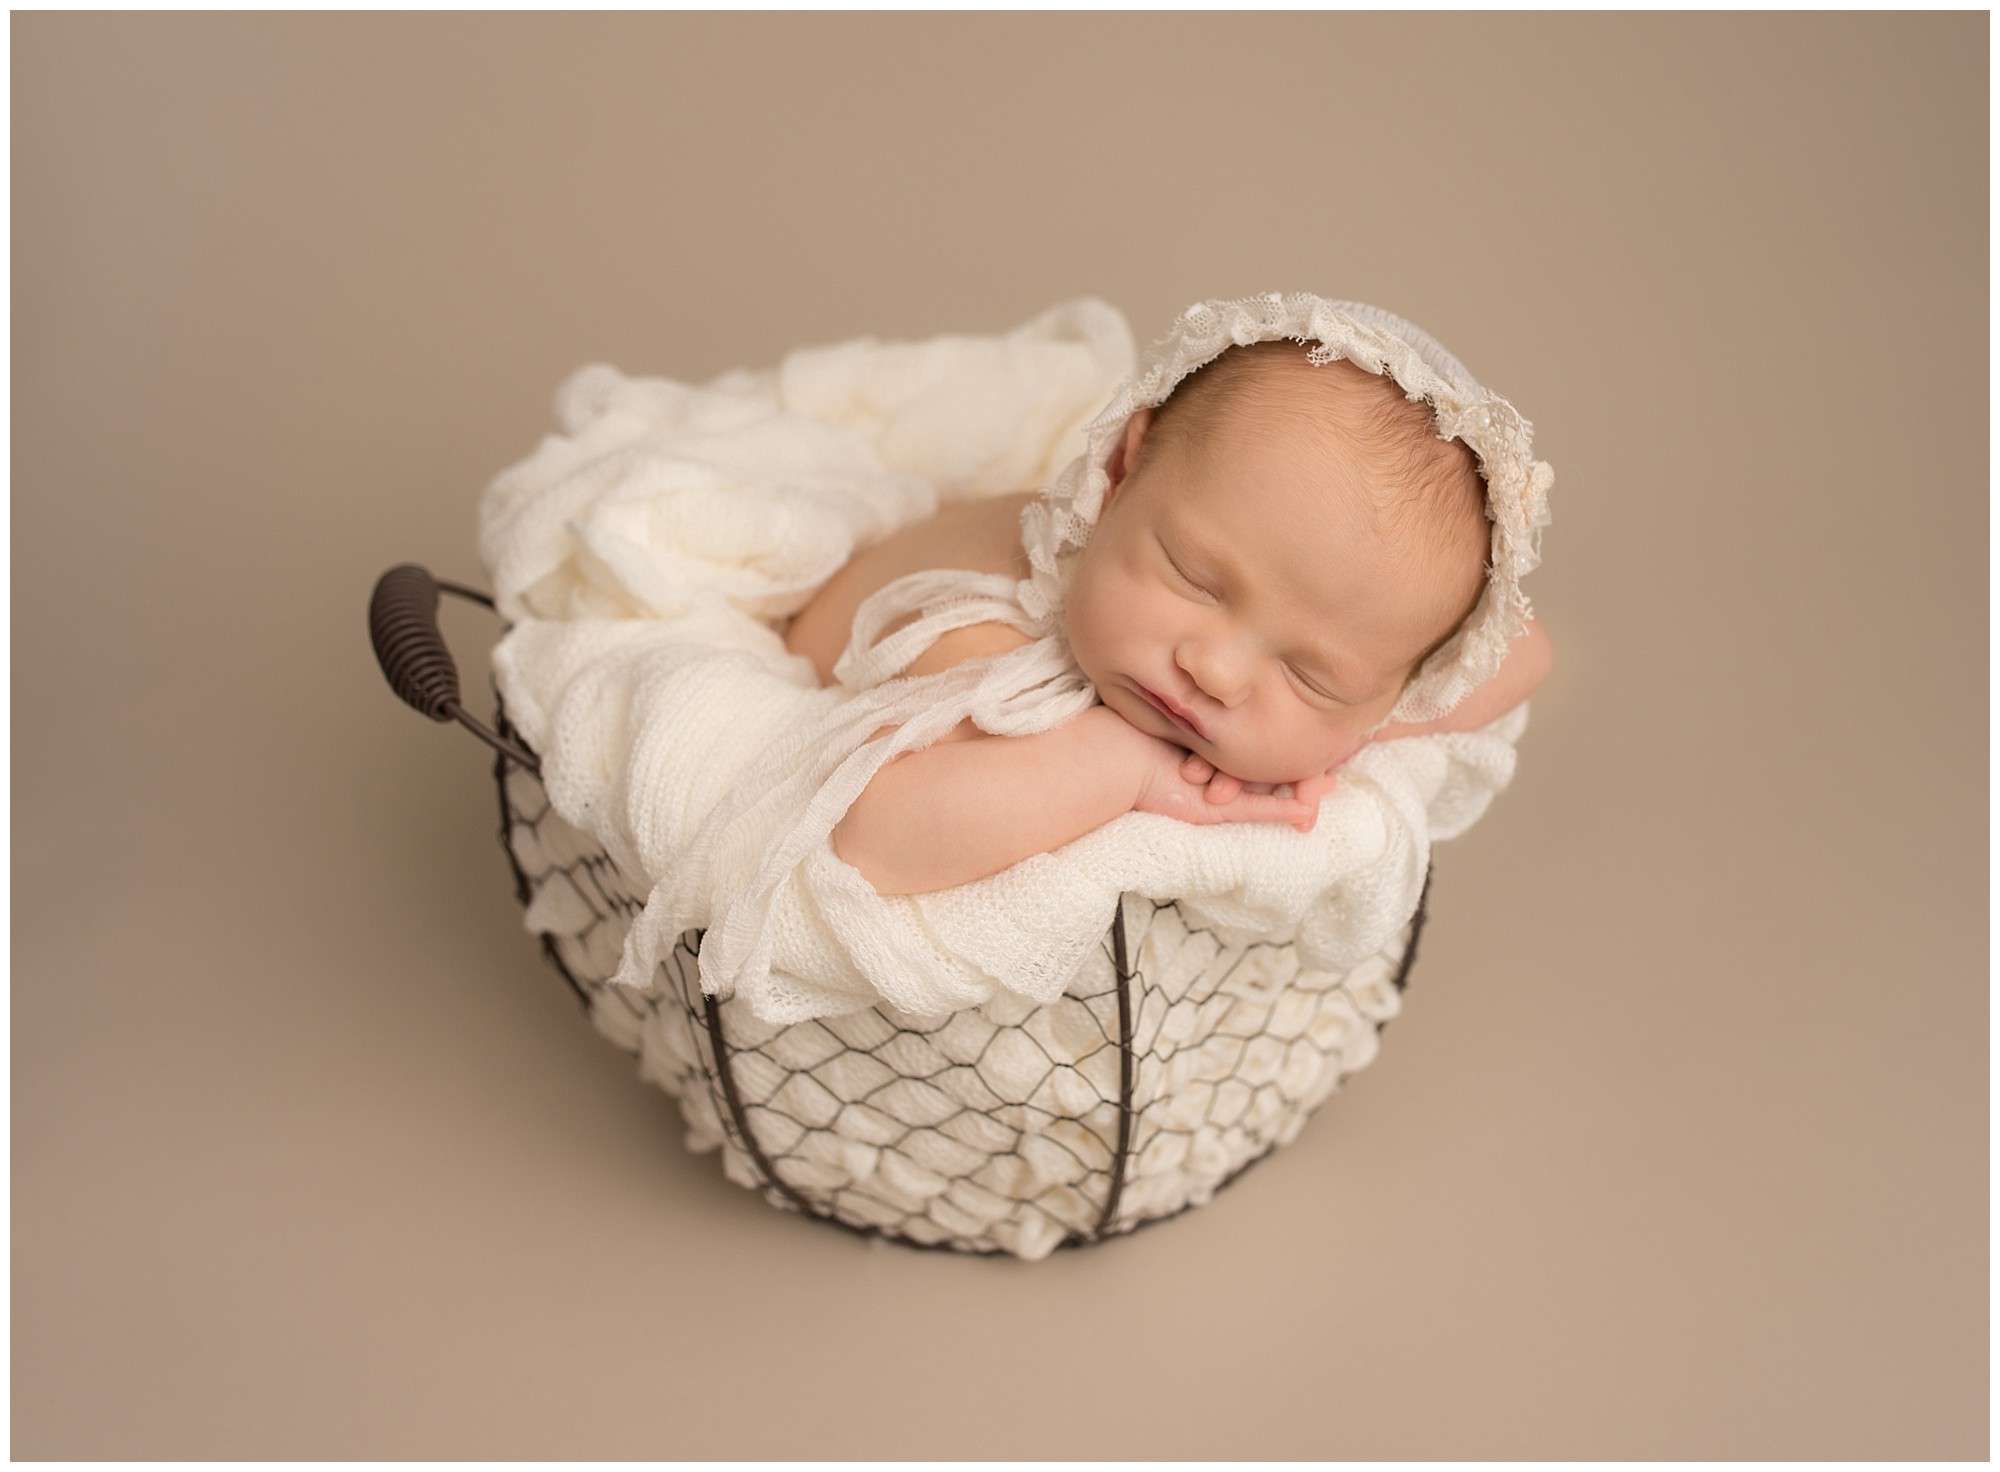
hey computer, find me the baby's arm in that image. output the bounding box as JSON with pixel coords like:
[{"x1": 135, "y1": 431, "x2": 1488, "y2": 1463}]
[{"x1": 832, "y1": 630, "x2": 1313, "y2": 896}]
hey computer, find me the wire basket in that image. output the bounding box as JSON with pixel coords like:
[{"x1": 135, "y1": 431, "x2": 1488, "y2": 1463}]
[{"x1": 374, "y1": 565, "x2": 1430, "y2": 1259}]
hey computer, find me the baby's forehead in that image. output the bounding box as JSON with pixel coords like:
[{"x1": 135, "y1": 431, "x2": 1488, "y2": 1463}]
[
  {"x1": 1170, "y1": 353, "x2": 1432, "y2": 487},
  {"x1": 1156, "y1": 346, "x2": 1490, "y2": 604},
  {"x1": 1159, "y1": 348, "x2": 1410, "y2": 469}
]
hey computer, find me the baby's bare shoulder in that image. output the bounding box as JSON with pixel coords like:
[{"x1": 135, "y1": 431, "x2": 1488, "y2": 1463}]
[
  {"x1": 900, "y1": 619, "x2": 1034, "y2": 679},
  {"x1": 875, "y1": 490, "x2": 1037, "y2": 582},
  {"x1": 786, "y1": 492, "x2": 1037, "y2": 684}
]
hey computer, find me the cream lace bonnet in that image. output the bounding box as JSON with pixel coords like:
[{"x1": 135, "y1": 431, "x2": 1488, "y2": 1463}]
[{"x1": 1019, "y1": 292, "x2": 1554, "y2": 725}]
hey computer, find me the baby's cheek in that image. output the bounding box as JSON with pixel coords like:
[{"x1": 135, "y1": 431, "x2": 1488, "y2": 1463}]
[
  {"x1": 1059, "y1": 600, "x2": 1091, "y2": 671},
  {"x1": 1061, "y1": 572, "x2": 1112, "y2": 673},
  {"x1": 1261, "y1": 714, "x2": 1371, "y2": 783}
]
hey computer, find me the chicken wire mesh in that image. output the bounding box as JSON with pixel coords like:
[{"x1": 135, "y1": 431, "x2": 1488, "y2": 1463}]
[{"x1": 494, "y1": 739, "x2": 1428, "y2": 1261}]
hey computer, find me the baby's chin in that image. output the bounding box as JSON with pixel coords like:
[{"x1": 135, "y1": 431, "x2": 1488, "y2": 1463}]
[
  {"x1": 1200, "y1": 728, "x2": 1370, "y2": 786},
  {"x1": 1204, "y1": 746, "x2": 1324, "y2": 786}
]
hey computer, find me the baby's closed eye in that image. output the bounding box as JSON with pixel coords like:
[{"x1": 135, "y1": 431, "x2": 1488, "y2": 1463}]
[
  {"x1": 1157, "y1": 538, "x2": 1216, "y2": 601},
  {"x1": 1284, "y1": 663, "x2": 1345, "y2": 705}
]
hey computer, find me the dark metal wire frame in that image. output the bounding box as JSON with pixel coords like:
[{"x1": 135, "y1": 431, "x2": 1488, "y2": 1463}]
[
  {"x1": 1097, "y1": 903, "x2": 1138, "y2": 1233},
  {"x1": 486, "y1": 686, "x2": 1433, "y2": 1257},
  {"x1": 437, "y1": 578, "x2": 542, "y2": 775},
  {"x1": 682, "y1": 875, "x2": 1427, "y2": 1256},
  {"x1": 492, "y1": 732, "x2": 592, "y2": 1012},
  {"x1": 690, "y1": 903, "x2": 1142, "y2": 1254}
]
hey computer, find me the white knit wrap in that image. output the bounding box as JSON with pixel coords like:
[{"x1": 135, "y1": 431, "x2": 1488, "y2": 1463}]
[{"x1": 1022, "y1": 292, "x2": 1553, "y2": 724}]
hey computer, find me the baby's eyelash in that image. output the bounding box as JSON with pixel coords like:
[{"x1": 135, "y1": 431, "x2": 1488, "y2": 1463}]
[
  {"x1": 1287, "y1": 664, "x2": 1344, "y2": 703},
  {"x1": 1160, "y1": 544, "x2": 1212, "y2": 597}
]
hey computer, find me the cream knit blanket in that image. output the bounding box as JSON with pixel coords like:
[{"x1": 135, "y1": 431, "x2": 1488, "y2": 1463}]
[{"x1": 479, "y1": 301, "x2": 1523, "y2": 1025}]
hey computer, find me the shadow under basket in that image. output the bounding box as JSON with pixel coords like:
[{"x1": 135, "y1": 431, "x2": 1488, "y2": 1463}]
[{"x1": 373, "y1": 563, "x2": 1430, "y2": 1260}]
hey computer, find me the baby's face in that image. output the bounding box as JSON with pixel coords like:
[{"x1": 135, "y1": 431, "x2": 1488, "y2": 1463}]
[{"x1": 1065, "y1": 375, "x2": 1477, "y2": 784}]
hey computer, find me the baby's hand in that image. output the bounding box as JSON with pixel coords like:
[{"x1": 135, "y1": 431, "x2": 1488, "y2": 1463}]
[
  {"x1": 1135, "y1": 742, "x2": 1316, "y2": 832},
  {"x1": 1178, "y1": 752, "x2": 1339, "y2": 831}
]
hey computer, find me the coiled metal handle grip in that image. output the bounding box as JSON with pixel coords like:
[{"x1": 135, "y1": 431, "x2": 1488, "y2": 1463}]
[{"x1": 369, "y1": 564, "x2": 541, "y2": 775}]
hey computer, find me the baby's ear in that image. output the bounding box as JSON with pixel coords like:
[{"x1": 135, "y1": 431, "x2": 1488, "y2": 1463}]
[{"x1": 1103, "y1": 407, "x2": 1154, "y2": 507}]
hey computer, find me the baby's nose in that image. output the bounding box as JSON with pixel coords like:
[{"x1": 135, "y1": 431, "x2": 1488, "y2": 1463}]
[{"x1": 1176, "y1": 636, "x2": 1253, "y2": 707}]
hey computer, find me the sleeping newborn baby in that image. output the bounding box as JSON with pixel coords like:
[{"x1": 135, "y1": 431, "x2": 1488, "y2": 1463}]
[{"x1": 783, "y1": 340, "x2": 1552, "y2": 895}]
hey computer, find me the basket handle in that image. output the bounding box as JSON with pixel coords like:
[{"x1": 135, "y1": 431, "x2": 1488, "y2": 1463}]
[{"x1": 369, "y1": 564, "x2": 541, "y2": 776}]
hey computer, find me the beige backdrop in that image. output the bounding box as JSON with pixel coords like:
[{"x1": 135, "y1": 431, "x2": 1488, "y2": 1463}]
[{"x1": 13, "y1": 13, "x2": 1987, "y2": 1460}]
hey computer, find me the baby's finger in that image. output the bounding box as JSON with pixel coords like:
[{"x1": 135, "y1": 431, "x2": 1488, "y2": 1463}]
[
  {"x1": 1203, "y1": 771, "x2": 1244, "y2": 805},
  {"x1": 1216, "y1": 787, "x2": 1311, "y2": 820},
  {"x1": 1293, "y1": 771, "x2": 1338, "y2": 808},
  {"x1": 1180, "y1": 752, "x2": 1215, "y2": 783},
  {"x1": 1249, "y1": 796, "x2": 1316, "y2": 827}
]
